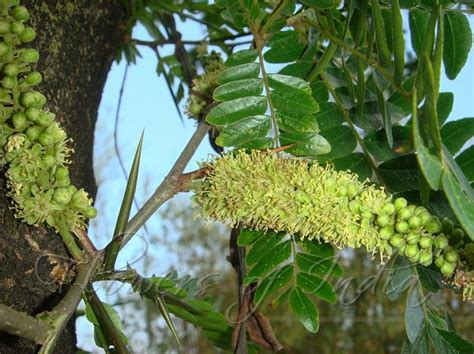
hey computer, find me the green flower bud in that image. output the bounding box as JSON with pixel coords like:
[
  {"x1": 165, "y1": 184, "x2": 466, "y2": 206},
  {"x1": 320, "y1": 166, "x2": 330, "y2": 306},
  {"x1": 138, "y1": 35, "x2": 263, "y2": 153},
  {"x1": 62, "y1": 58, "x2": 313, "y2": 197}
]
[
  {"x1": 426, "y1": 218, "x2": 442, "y2": 233},
  {"x1": 445, "y1": 249, "x2": 459, "y2": 263},
  {"x1": 361, "y1": 209, "x2": 373, "y2": 220},
  {"x1": 55, "y1": 166, "x2": 69, "y2": 181},
  {"x1": 347, "y1": 185, "x2": 358, "y2": 198},
  {"x1": 21, "y1": 91, "x2": 46, "y2": 108},
  {"x1": 12, "y1": 111, "x2": 28, "y2": 130},
  {"x1": 71, "y1": 189, "x2": 90, "y2": 210},
  {"x1": 4, "y1": 63, "x2": 19, "y2": 77},
  {"x1": 55, "y1": 176, "x2": 71, "y2": 187},
  {"x1": 419, "y1": 236, "x2": 433, "y2": 249},
  {"x1": 67, "y1": 185, "x2": 77, "y2": 195},
  {"x1": 381, "y1": 202, "x2": 396, "y2": 215},
  {"x1": 397, "y1": 243, "x2": 407, "y2": 256},
  {"x1": 38, "y1": 131, "x2": 53, "y2": 146},
  {"x1": 435, "y1": 256, "x2": 445, "y2": 268},
  {"x1": 377, "y1": 214, "x2": 392, "y2": 227},
  {"x1": 336, "y1": 185, "x2": 348, "y2": 197},
  {"x1": 408, "y1": 252, "x2": 420, "y2": 263},
  {"x1": 0, "y1": 20, "x2": 10, "y2": 34},
  {"x1": 25, "y1": 71, "x2": 42, "y2": 86},
  {"x1": 53, "y1": 187, "x2": 73, "y2": 205},
  {"x1": 44, "y1": 122, "x2": 66, "y2": 143},
  {"x1": 419, "y1": 212, "x2": 432, "y2": 226},
  {"x1": 389, "y1": 234, "x2": 405, "y2": 248},
  {"x1": 406, "y1": 232, "x2": 420, "y2": 245},
  {"x1": 19, "y1": 27, "x2": 36, "y2": 42},
  {"x1": 419, "y1": 250, "x2": 432, "y2": 266},
  {"x1": 20, "y1": 48, "x2": 39, "y2": 63},
  {"x1": 450, "y1": 228, "x2": 464, "y2": 244},
  {"x1": 83, "y1": 207, "x2": 97, "y2": 219},
  {"x1": 414, "y1": 206, "x2": 427, "y2": 216},
  {"x1": 405, "y1": 244, "x2": 419, "y2": 259},
  {"x1": 11, "y1": 6, "x2": 30, "y2": 22},
  {"x1": 2, "y1": 75, "x2": 16, "y2": 89},
  {"x1": 440, "y1": 262, "x2": 456, "y2": 277},
  {"x1": 434, "y1": 234, "x2": 449, "y2": 250},
  {"x1": 36, "y1": 111, "x2": 54, "y2": 126},
  {"x1": 349, "y1": 200, "x2": 361, "y2": 213},
  {"x1": 442, "y1": 217, "x2": 454, "y2": 234},
  {"x1": 408, "y1": 216, "x2": 421, "y2": 229},
  {"x1": 0, "y1": 42, "x2": 11, "y2": 56},
  {"x1": 42, "y1": 153, "x2": 56, "y2": 168},
  {"x1": 25, "y1": 125, "x2": 41, "y2": 141},
  {"x1": 10, "y1": 21, "x2": 24, "y2": 34},
  {"x1": 407, "y1": 205, "x2": 416, "y2": 214},
  {"x1": 379, "y1": 226, "x2": 394, "y2": 240},
  {"x1": 394, "y1": 197, "x2": 407, "y2": 210},
  {"x1": 396, "y1": 221, "x2": 410, "y2": 234},
  {"x1": 397, "y1": 208, "x2": 411, "y2": 220},
  {"x1": 25, "y1": 107, "x2": 40, "y2": 121}
]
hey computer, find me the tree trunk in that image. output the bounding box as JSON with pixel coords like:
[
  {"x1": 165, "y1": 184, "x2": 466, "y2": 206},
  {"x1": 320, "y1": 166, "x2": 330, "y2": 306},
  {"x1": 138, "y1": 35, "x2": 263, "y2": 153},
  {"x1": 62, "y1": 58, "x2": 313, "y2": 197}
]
[{"x1": 0, "y1": 1, "x2": 124, "y2": 352}]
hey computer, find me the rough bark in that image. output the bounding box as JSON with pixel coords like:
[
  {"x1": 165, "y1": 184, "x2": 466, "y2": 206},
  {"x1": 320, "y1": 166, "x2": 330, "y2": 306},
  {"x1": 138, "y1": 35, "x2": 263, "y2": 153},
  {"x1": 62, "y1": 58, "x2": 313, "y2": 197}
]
[{"x1": 0, "y1": 1, "x2": 124, "y2": 352}]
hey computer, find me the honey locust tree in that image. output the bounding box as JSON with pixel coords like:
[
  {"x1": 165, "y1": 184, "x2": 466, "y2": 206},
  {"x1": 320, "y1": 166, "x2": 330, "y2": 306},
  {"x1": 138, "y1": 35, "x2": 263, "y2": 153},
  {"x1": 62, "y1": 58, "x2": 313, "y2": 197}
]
[{"x1": 0, "y1": 0, "x2": 473, "y2": 353}]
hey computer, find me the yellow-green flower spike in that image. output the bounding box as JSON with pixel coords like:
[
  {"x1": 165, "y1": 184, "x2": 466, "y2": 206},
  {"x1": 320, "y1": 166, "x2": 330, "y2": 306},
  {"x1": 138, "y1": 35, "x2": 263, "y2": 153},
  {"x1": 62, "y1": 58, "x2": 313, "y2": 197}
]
[
  {"x1": 194, "y1": 150, "x2": 472, "y2": 298},
  {"x1": 0, "y1": 1, "x2": 96, "y2": 232}
]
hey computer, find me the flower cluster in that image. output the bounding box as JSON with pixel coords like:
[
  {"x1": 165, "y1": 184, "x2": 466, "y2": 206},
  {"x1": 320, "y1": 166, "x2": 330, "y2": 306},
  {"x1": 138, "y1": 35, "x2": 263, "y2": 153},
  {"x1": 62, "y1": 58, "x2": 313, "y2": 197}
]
[
  {"x1": 194, "y1": 150, "x2": 473, "y2": 298},
  {"x1": 0, "y1": 0, "x2": 96, "y2": 232},
  {"x1": 185, "y1": 50, "x2": 223, "y2": 118}
]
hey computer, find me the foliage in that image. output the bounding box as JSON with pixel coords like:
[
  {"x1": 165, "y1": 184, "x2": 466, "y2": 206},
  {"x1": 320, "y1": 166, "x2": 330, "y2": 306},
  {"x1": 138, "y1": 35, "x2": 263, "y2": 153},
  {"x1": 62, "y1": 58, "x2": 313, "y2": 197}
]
[{"x1": 1, "y1": 0, "x2": 473, "y2": 353}]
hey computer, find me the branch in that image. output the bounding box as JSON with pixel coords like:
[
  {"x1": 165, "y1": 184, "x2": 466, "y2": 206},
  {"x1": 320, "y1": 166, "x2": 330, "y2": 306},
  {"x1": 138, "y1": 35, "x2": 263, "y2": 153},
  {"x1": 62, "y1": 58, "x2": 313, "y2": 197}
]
[
  {"x1": 0, "y1": 304, "x2": 49, "y2": 344},
  {"x1": 118, "y1": 121, "x2": 211, "y2": 249},
  {"x1": 39, "y1": 251, "x2": 102, "y2": 353},
  {"x1": 132, "y1": 33, "x2": 252, "y2": 49}
]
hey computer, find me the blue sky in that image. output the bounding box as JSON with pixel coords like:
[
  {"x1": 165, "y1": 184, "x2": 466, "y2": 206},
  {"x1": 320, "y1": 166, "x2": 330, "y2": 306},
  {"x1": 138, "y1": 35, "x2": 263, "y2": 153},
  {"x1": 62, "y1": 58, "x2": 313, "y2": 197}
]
[{"x1": 78, "y1": 15, "x2": 474, "y2": 351}]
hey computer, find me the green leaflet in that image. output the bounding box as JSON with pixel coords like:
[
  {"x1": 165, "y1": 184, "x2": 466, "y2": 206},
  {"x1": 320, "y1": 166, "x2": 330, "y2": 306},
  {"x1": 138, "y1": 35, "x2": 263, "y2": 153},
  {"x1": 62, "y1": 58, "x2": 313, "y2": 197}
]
[
  {"x1": 444, "y1": 12, "x2": 472, "y2": 80},
  {"x1": 217, "y1": 62, "x2": 260, "y2": 85},
  {"x1": 364, "y1": 126, "x2": 411, "y2": 162},
  {"x1": 215, "y1": 115, "x2": 270, "y2": 147},
  {"x1": 442, "y1": 171, "x2": 474, "y2": 241},
  {"x1": 409, "y1": 8, "x2": 430, "y2": 56},
  {"x1": 276, "y1": 111, "x2": 319, "y2": 133},
  {"x1": 405, "y1": 285, "x2": 424, "y2": 343},
  {"x1": 295, "y1": 253, "x2": 343, "y2": 278},
  {"x1": 316, "y1": 102, "x2": 344, "y2": 131},
  {"x1": 297, "y1": 238, "x2": 335, "y2": 258},
  {"x1": 213, "y1": 78, "x2": 263, "y2": 101},
  {"x1": 437, "y1": 92, "x2": 454, "y2": 125},
  {"x1": 254, "y1": 264, "x2": 293, "y2": 305},
  {"x1": 301, "y1": 0, "x2": 337, "y2": 9},
  {"x1": 206, "y1": 96, "x2": 267, "y2": 126},
  {"x1": 224, "y1": 48, "x2": 258, "y2": 67},
  {"x1": 440, "y1": 118, "x2": 474, "y2": 155},
  {"x1": 245, "y1": 231, "x2": 286, "y2": 266},
  {"x1": 317, "y1": 125, "x2": 357, "y2": 162},
  {"x1": 331, "y1": 153, "x2": 373, "y2": 181},
  {"x1": 289, "y1": 287, "x2": 319, "y2": 333},
  {"x1": 456, "y1": 146, "x2": 474, "y2": 183},
  {"x1": 245, "y1": 240, "x2": 292, "y2": 283},
  {"x1": 280, "y1": 131, "x2": 331, "y2": 156},
  {"x1": 264, "y1": 31, "x2": 306, "y2": 63},
  {"x1": 296, "y1": 272, "x2": 337, "y2": 303},
  {"x1": 386, "y1": 256, "x2": 413, "y2": 301},
  {"x1": 238, "y1": 228, "x2": 265, "y2": 246}
]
